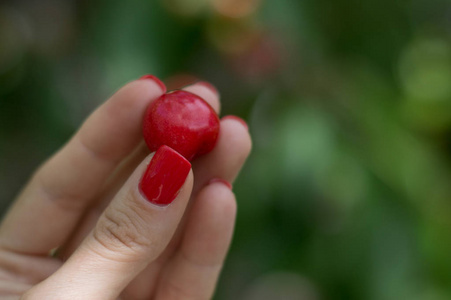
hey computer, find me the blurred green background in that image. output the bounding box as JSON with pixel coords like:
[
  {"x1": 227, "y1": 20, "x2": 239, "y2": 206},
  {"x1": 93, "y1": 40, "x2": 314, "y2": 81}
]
[{"x1": 2, "y1": 0, "x2": 451, "y2": 299}]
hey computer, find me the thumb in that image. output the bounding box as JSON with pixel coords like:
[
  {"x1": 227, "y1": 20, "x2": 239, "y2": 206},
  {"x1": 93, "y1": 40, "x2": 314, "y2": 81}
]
[{"x1": 25, "y1": 145, "x2": 193, "y2": 300}]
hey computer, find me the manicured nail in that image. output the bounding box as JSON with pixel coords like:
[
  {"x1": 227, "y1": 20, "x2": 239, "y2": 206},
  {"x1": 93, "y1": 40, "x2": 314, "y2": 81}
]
[
  {"x1": 222, "y1": 115, "x2": 248, "y2": 131},
  {"x1": 139, "y1": 145, "x2": 191, "y2": 206},
  {"x1": 139, "y1": 75, "x2": 167, "y2": 93},
  {"x1": 209, "y1": 178, "x2": 233, "y2": 190},
  {"x1": 196, "y1": 81, "x2": 219, "y2": 96}
]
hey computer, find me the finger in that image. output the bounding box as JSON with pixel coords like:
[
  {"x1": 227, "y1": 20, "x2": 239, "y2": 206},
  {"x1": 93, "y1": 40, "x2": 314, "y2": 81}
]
[
  {"x1": 155, "y1": 180, "x2": 236, "y2": 300},
  {"x1": 183, "y1": 81, "x2": 221, "y2": 114},
  {"x1": 122, "y1": 115, "x2": 251, "y2": 299},
  {"x1": 99, "y1": 142, "x2": 151, "y2": 210},
  {"x1": 57, "y1": 142, "x2": 150, "y2": 259},
  {"x1": 0, "y1": 250, "x2": 62, "y2": 281},
  {"x1": 23, "y1": 146, "x2": 193, "y2": 299},
  {"x1": 192, "y1": 115, "x2": 251, "y2": 193},
  {"x1": 58, "y1": 80, "x2": 222, "y2": 258},
  {"x1": 99, "y1": 80, "x2": 221, "y2": 203},
  {"x1": 0, "y1": 76, "x2": 166, "y2": 255},
  {"x1": 0, "y1": 250, "x2": 62, "y2": 298}
]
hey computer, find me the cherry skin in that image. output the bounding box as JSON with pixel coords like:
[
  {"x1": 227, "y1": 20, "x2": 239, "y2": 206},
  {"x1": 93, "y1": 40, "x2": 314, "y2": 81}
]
[{"x1": 142, "y1": 90, "x2": 220, "y2": 161}]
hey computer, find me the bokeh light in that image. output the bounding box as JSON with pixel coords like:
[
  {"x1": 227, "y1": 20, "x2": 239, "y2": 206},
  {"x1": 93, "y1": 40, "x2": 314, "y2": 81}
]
[
  {"x1": 162, "y1": 0, "x2": 210, "y2": 17},
  {"x1": 212, "y1": 0, "x2": 261, "y2": 19},
  {"x1": 398, "y1": 36, "x2": 451, "y2": 130},
  {"x1": 207, "y1": 16, "x2": 260, "y2": 55}
]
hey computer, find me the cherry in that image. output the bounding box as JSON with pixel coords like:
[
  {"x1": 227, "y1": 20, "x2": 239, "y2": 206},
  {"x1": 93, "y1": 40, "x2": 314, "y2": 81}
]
[{"x1": 142, "y1": 90, "x2": 220, "y2": 161}]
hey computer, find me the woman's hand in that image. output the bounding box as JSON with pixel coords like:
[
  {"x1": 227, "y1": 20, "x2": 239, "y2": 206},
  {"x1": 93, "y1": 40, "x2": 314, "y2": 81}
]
[{"x1": 0, "y1": 77, "x2": 251, "y2": 300}]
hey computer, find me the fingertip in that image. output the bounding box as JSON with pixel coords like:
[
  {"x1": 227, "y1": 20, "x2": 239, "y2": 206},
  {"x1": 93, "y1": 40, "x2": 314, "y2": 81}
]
[
  {"x1": 221, "y1": 115, "x2": 248, "y2": 131},
  {"x1": 208, "y1": 178, "x2": 233, "y2": 190},
  {"x1": 190, "y1": 116, "x2": 252, "y2": 193},
  {"x1": 198, "y1": 180, "x2": 237, "y2": 220},
  {"x1": 219, "y1": 117, "x2": 253, "y2": 160},
  {"x1": 138, "y1": 74, "x2": 167, "y2": 94},
  {"x1": 78, "y1": 79, "x2": 167, "y2": 162},
  {"x1": 138, "y1": 145, "x2": 192, "y2": 207},
  {"x1": 106, "y1": 77, "x2": 166, "y2": 113},
  {"x1": 195, "y1": 81, "x2": 219, "y2": 97},
  {"x1": 183, "y1": 82, "x2": 221, "y2": 114}
]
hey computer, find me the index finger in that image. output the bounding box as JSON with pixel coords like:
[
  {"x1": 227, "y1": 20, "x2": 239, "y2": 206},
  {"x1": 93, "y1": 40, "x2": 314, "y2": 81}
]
[{"x1": 0, "y1": 75, "x2": 166, "y2": 255}]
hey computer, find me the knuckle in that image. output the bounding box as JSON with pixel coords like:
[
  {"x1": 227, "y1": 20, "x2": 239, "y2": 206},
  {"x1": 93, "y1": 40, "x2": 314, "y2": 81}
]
[{"x1": 93, "y1": 199, "x2": 151, "y2": 257}]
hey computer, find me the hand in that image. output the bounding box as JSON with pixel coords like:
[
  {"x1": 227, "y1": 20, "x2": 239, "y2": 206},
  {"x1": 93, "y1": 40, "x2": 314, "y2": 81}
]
[{"x1": 0, "y1": 77, "x2": 252, "y2": 300}]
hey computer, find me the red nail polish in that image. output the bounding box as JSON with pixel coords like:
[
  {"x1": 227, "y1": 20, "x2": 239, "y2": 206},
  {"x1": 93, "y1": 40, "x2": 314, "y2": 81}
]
[
  {"x1": 222, "y1": 115, "x2": 248, "y2": 131},
  {"x1": 139, "y1": 145, "x2": 191, "y2": 206},
  {"x1": 139, "y1": 75, "x2": 167, "y2": 93},
  {"x1": 208, "y1": 178, "x2": 232, "y2": 189},
  {"x1": 196, "y1": 81, "x2": 219, "y2": 96}
]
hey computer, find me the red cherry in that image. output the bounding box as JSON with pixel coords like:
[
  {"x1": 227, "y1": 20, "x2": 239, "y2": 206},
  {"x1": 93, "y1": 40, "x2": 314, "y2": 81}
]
[{"x1": 142, "y1": 90, "x2": 220, "y2": 161}]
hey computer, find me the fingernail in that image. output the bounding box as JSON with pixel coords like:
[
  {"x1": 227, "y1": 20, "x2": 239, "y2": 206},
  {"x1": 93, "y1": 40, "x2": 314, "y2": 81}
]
[
  {"x1": 195, "y1": 81, "x2": 219, "y2": 96},
  {"x1": 222, "y1": 115, "x2": 248, "y2": 131},
  {"x1": 139, "y1": 75, "x2": 167, "y2": 93},
  {"x1": 208, "y1": 178, "x2": 233, "y2": 190},
  {"x1": 139, "y1": 145, "x2": 191, "y2": 206}
]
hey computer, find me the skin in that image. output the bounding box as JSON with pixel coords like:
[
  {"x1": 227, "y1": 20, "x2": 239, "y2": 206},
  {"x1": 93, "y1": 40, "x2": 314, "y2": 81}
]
[{"x1": 0, "y1": 79, "x2": 252, "y2": 300}]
